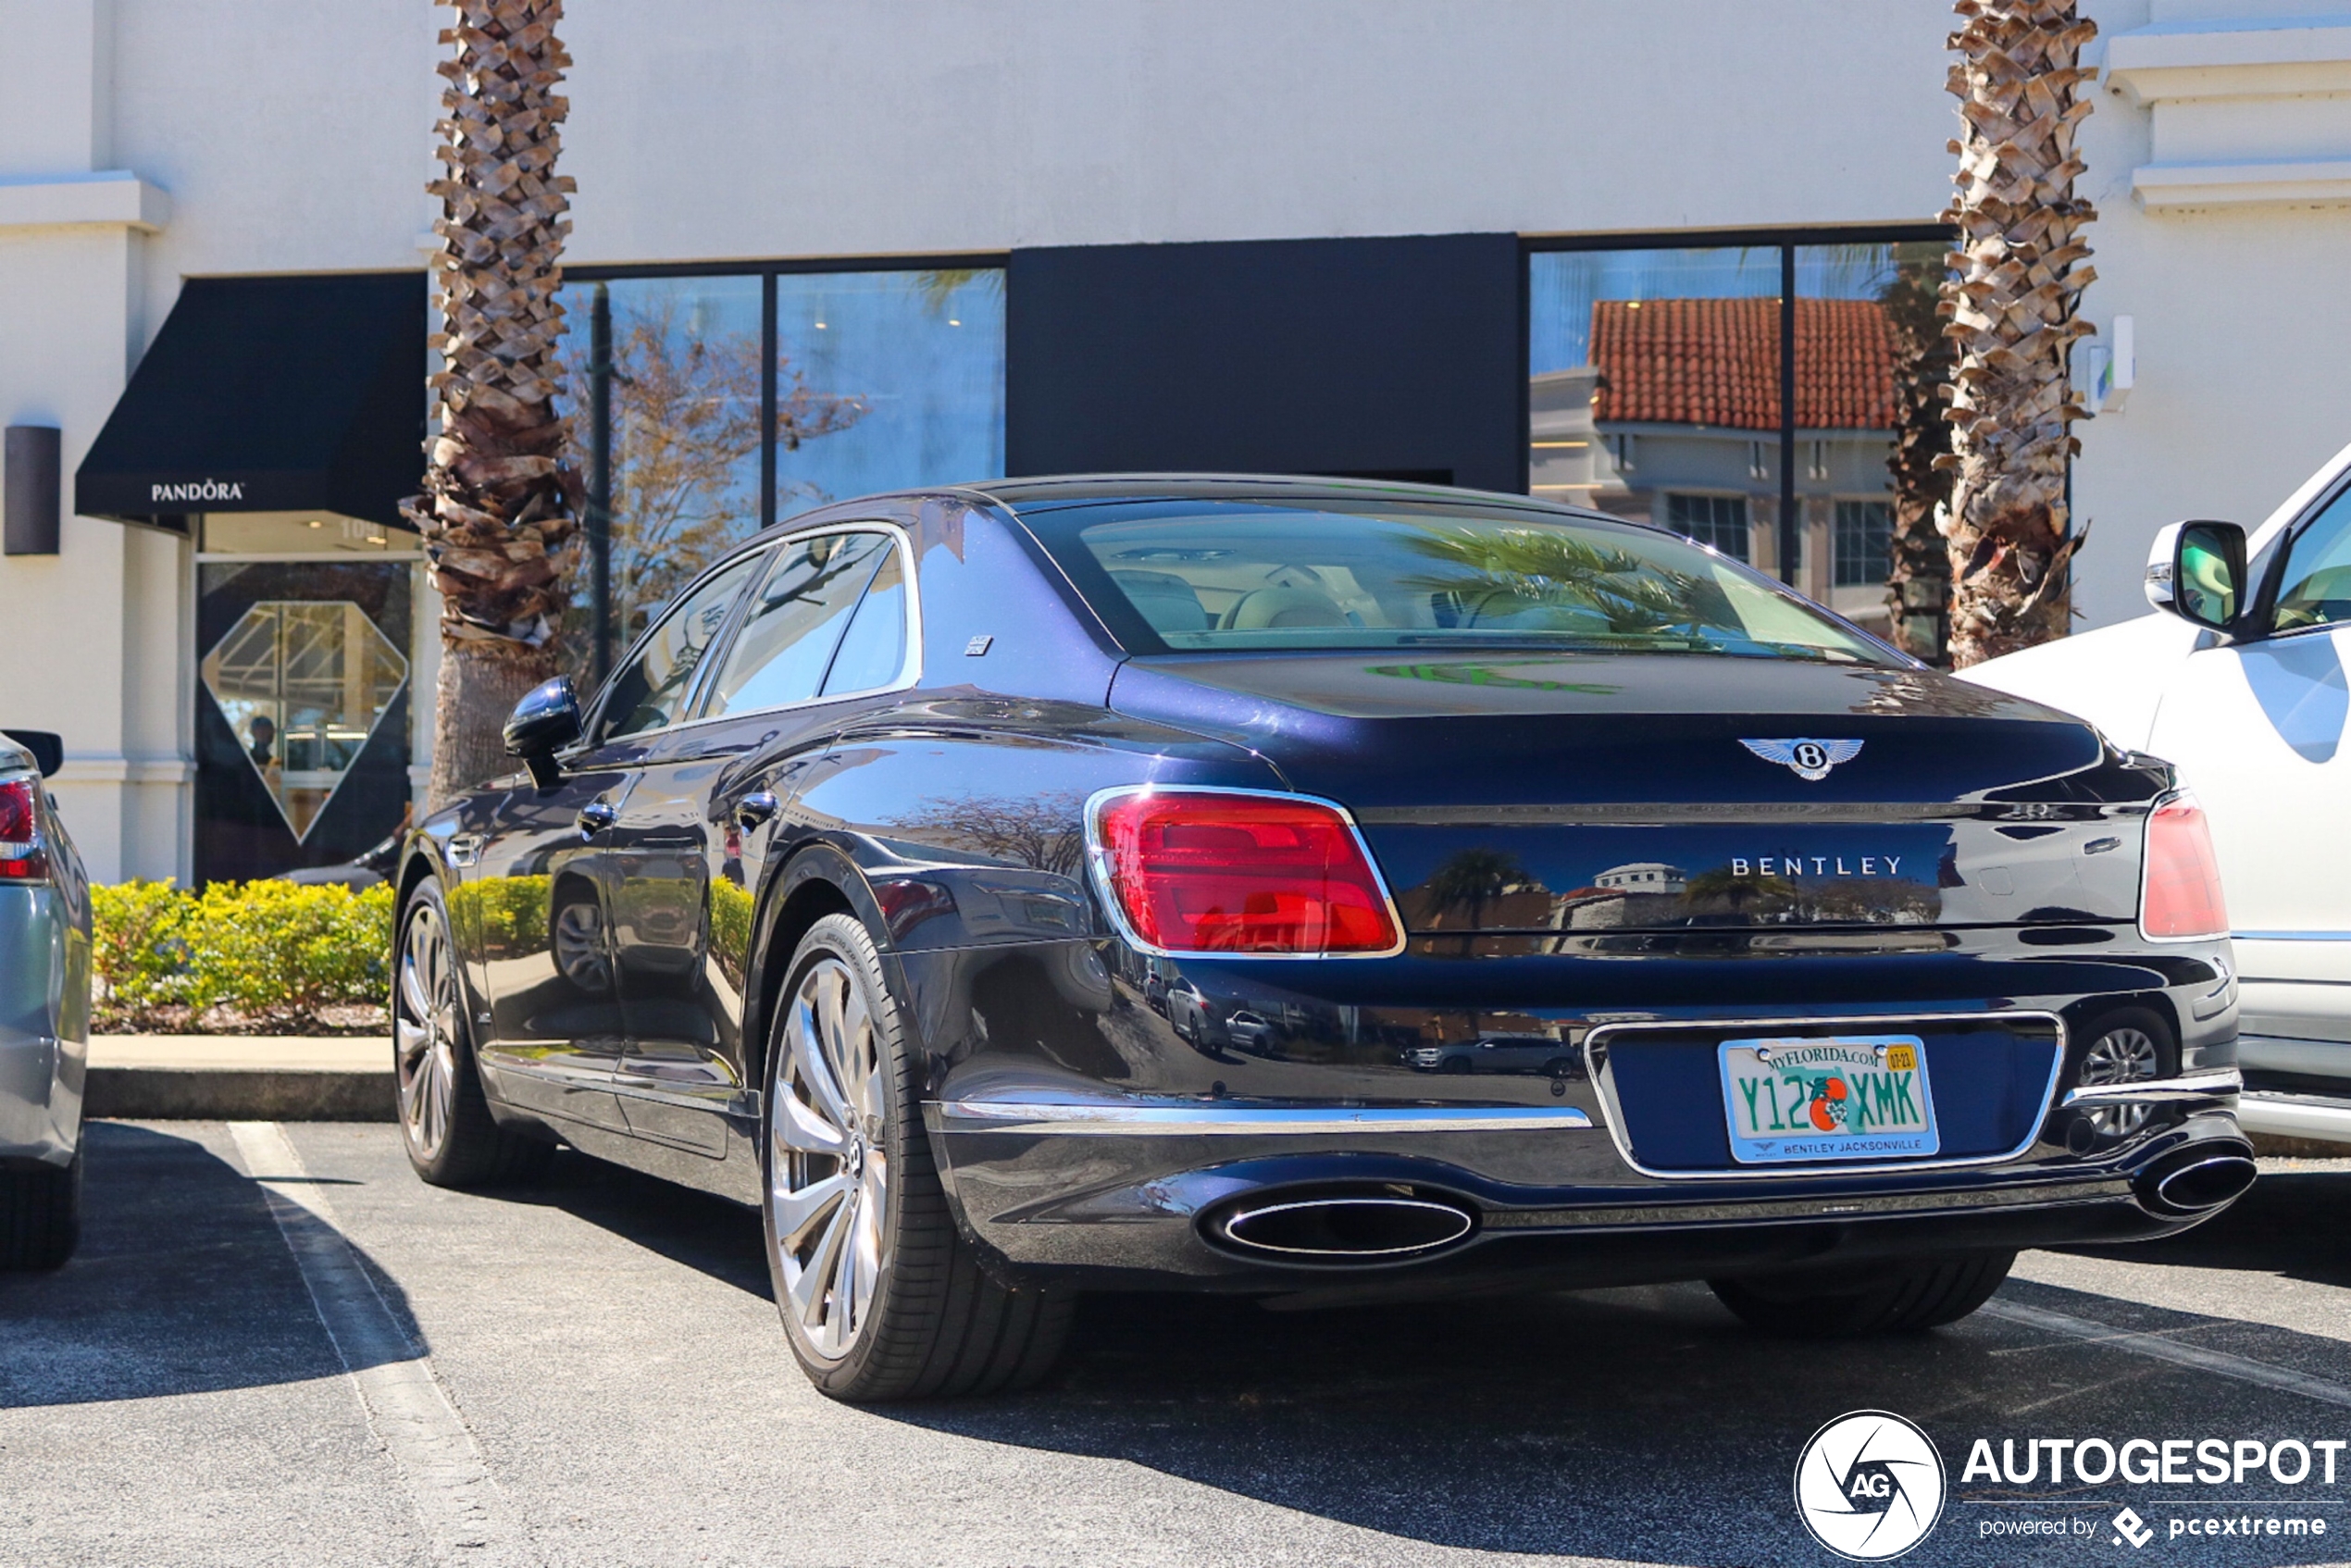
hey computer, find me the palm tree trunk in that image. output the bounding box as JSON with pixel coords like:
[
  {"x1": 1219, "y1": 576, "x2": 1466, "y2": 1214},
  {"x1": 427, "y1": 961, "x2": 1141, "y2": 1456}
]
[
  {"x1": 1881, "y1": 262, "x2": 1955, "y2": 665},
  {"x1": 1935, "y1": 0, "x2": 2098, "y2": 668},
  {"x1": 404, "y1": 0, "x2": 580, "y2": 806}
]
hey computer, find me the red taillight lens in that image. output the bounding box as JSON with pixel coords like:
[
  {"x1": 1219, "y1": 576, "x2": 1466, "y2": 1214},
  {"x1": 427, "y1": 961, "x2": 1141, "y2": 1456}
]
[
  {"x1": 0, "y1": 778, "x2": 48, "y2": 884},
  {"x1": 2142, "y1": 793, "x2": 2228, "y2": 940},
  {"x1": 1090, "y1": 790, "x2": 1401, "y2": 955}
]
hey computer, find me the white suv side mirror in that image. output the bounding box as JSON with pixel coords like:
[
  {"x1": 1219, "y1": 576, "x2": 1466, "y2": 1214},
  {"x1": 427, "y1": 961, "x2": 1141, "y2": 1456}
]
[{"x1": 2146, "y1": 519, "x2": 2248, "y2": 632}]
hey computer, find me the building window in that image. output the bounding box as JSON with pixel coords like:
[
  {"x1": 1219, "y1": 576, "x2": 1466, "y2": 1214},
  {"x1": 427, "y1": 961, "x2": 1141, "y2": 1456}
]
[
  {"x1": 565, "y1": 275, "x2": 764, "y2": 644},
  {"x1": 1665, "y1": 493, "x2": 1751, "y2": 562},
  {"x1": 773, "y1": 270, "x2": 1004, "y2": 512},
  {"x1": 1529, "y1": 232, "x2": 1957, "y2": 627},
  {"x1": 559, "y1": 262, "x2": 1004, "y2": 679},
  {"x1": 1835, "y1": 499, "x2": 1894, "y2": 588}
]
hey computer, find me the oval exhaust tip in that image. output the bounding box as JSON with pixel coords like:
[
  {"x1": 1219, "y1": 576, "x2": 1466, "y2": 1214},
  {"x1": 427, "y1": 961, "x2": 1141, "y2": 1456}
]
[
  {"x1": 1215, "y1": 1196, "x2": 1475, "y2": 1259},
  {"x1": 2150, "y1": 1153, "x2": 2258, "y2": 1213}
]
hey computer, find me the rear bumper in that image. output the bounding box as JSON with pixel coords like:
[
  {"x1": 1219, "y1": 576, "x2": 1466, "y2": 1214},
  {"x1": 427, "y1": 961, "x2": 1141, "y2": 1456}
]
[
  {"x1": 927, "y1": 1088, "x2": 2248, "y2": 1296},
  {"x1": 0, "y1": 1027, "x2": 81, "y2": 1166}
]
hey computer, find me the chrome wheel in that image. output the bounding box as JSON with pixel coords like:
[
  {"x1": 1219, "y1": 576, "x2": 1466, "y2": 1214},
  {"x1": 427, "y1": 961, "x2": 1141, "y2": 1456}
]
[
  {"x1": 2079, "y1": 1025, "x2": 2160, "y2": 1137},
  {"x1": 553, "y1": 896, "x2": 611, "y2": 992},
  {"x1": 770, "y1": 954, "x2": 889, "y2": 1361},
  {"x1": 395, "y1": 901, "x2": 460, "y2": 1161}
]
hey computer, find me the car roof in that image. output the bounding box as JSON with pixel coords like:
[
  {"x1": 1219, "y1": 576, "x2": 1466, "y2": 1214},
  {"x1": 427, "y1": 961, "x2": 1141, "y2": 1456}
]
[
  {"x1": 720, "y1": 474, "x2": 1639, "y2": 566},
  {"x1": 957, "y1": 472, "x2": 1630, "y2": 525}
]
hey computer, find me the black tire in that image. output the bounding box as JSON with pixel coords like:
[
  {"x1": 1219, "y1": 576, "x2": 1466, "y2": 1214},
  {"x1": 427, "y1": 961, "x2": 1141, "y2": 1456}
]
[
  {"x1": 1710, "y1": 1251, "x2": 2014, "y2": 1337},
  {"x1": 0, "y1": 1145, "x2": 81, "y2": 1270},
  {"x1": 395, "y1": 877, "x2": 553, "y2": 1189},
  {"x1": 762, "y1": 913, "x2": 1071, "y2": 1401}
]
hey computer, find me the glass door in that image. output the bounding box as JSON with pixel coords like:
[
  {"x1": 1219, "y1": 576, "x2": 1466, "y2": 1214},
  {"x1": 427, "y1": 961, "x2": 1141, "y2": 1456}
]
[{"x1": 194, "y1": 555, "x2": 414, "y2": 882}]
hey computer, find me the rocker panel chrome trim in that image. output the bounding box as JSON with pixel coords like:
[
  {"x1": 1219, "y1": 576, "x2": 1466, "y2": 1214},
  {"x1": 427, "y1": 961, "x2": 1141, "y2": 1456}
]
[{"x1": 935, "y1": 1100, "x2": 1595, "y2": 1135}]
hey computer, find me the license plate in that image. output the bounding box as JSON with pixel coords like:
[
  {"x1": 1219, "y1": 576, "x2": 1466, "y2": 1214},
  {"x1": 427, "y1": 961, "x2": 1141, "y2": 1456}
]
[{"x1": 1718, "y1": 1034, "x2": 1940, "y2": 1164}]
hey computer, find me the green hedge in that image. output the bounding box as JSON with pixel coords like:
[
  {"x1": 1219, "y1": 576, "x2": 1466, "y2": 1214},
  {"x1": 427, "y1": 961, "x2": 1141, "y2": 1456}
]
[{"x1": 93, "y1": 880, "x2": 394, "y2": 1032}]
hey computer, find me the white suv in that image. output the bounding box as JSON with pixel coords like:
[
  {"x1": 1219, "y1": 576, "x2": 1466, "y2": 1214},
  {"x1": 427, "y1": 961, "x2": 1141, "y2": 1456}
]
[{"x1": 1965, "y1": 439, "x2": 2351, "y2": 1143}]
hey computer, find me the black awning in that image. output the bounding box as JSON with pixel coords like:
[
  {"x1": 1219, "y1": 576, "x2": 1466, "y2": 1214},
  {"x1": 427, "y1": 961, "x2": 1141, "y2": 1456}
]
[{"x1": 76, "y1": 272, "x2": 427, "y2": 533}]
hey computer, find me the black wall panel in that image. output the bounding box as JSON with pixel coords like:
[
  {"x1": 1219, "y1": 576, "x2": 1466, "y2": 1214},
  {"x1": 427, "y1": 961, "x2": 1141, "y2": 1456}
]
[{"x1": 1007, "y1": 233, "x2": 1524, "y2": 494}]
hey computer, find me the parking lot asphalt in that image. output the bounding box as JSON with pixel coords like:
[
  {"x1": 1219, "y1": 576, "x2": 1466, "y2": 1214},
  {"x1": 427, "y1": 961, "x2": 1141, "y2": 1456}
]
[{"x1": 10, "y1": 1125, "x2": 2351, "y2": 1568}]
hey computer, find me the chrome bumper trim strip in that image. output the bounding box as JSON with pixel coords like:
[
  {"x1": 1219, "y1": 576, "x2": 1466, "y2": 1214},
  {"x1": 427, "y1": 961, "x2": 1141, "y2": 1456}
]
[
  {"x1": 936, "y1": 1101, "x2": 1595, "y2": 1136},
  {"x1": 2234, "y1": 931, "x2": 2351, "y2": 942},
  {"x1": 2060, "y1": 1067, "x2": 2242, "y2": 1108}
]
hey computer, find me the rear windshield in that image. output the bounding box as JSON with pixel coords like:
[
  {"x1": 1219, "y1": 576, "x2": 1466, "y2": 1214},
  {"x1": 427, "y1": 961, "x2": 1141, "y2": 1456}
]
[{"x1": 1026, "y1": 498, "x2": 1894, "y2": 664}]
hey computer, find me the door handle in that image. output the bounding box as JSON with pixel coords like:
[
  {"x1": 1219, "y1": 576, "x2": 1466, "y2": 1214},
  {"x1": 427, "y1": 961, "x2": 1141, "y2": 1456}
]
[
  {"x1": 577, "y1": 800, "x2": 618, "y2": 838},
  {"x1": 734, "y1": 790, "x2": 780, "y2": 830}
]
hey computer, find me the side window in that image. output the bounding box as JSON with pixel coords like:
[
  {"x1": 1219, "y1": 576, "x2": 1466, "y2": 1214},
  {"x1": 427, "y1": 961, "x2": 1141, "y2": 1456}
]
[
  {"x1": 2272, "y1": 486, "x2": 2351, "y2": 635},
  {"x1": 820, "y1": 542, "x2": 911, "y2": 697},
  {"x1": 703, "y1": 532, "x2": 889, "y2": 718},
  {"x1": 599, "y1": 552, "x2": 765, "y2": 740}
]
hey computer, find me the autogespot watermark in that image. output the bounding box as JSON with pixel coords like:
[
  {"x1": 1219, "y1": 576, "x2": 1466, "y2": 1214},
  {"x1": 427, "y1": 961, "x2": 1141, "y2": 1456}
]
[
  {"x1": 1797, "y1": 1412, "x2": 1948, "y2": 1561},
  {"x1": 1795, "y1": 1413, "x2": 2342, "y2": 1559}
]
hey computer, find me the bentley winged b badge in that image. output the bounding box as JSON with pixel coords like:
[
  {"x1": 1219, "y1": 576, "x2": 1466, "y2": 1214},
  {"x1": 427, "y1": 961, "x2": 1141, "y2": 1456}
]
[{"x1": 1740, "y1": 737, "x2": 1863, "y2": 782}]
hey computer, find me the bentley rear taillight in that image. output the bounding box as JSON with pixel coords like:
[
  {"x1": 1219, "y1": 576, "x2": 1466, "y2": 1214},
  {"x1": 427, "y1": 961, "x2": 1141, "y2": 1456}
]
[
  {"x1": 2141, "y1": 792, "x2": 2228, "y2": 941},
  {"x1": 0, "y1": 778, "x2": 48, "y2": 884},
  {"x1": 1088, "y1": 789, "x2": 1402, "y2": 957}
]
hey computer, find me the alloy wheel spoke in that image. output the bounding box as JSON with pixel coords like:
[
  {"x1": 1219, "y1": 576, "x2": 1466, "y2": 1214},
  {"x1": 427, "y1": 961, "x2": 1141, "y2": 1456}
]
[
  {"x1": 775, "y1": 1088, "x2": 847, "y2": 1156},
  {"x1": 792, "y1": 991, "x2": 855, "y2": 1129},
  {"x1": 790, "y1": 1194, "x2": 852, "y2": 1334},
  {"x1": 429, "y1": 1048, "x2": 453, "y2": 1149},
  {"x1": 771, "y1": 1171, "x2": 851, "y2": 1249},
  {"x1": 395, "y1": 1016, "x2": 431, "y2": 1067},
  {"x1": 829, "y1": 1188, "x2": 863, "y2": 1339},
  {"x1": 398, "y1": 953, "x2": 433, "y2": 1024}
]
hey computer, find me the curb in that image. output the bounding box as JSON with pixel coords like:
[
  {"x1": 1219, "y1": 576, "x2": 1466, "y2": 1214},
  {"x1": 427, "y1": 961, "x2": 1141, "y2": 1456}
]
[{"x1": 87, "y1": 1066, "x2": 396, "y2": 1122}]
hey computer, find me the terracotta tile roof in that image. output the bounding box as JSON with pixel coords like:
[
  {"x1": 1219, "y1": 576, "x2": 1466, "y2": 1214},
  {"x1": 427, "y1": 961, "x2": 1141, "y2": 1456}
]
[{"x1": 1588, "y1": 297, "x2": 1897, "y2": 432}]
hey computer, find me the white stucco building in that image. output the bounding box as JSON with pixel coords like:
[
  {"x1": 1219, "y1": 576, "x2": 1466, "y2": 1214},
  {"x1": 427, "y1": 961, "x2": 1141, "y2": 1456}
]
[{"x1": 3, "y1": 0, "x2": 2347, "y2": 884}]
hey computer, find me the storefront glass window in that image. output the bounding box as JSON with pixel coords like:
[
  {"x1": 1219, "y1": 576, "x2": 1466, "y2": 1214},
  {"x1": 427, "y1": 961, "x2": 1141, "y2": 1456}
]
[
  {"x1": 559, "y1": 265, "x2": 1003, "y2": 679},
  {"x1": 1795, "y1": 241, "x2": 1946, "y2": 628},
  {"x1": 773, "y1": 269, "x2": 1005, "y2": 513},
  {"x1": 1528, "y1": 248, "x2": 1785, "y2": 572},
  {"x1": 201, "y1": 512, "x2": 405, "y2": 554},
  {"x1": 561, "y1": 274, "x2": 764, "y2": 646},
  {"x1": 1531, "y1": 238, "x2": 1948, "y2": 638}
]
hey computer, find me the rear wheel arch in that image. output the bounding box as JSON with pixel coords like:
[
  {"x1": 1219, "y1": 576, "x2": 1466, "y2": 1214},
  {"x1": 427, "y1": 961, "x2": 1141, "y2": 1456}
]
[
  {"x1": 748, "y1": 843, "x2": 879, "y2": 1097},
  {"x1": 394, "y1": 849, "x2": 438, "y2": 923}
]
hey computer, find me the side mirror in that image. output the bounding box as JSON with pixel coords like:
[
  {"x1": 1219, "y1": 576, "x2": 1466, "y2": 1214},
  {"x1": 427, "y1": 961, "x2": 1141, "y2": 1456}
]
[
  {"x1": 1, "y1": 729, "x2": 63, "y2": 778},
  {"x1": 504, "y1": 678, "x2": 582, "y2": 790},
  {"x1": 2146, "y1": 520, "x2": 2248, "y2": 633}
]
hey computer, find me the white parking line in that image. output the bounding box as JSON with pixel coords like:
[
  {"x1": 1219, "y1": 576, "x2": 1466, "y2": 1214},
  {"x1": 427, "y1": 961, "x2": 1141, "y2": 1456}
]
[
  {"x1": 1982, "y1": 1297, "x2": 2351, "y2": 1411},
  {"x1": 228, "y1": 1121, "x2": 515, "y2": 1565}
]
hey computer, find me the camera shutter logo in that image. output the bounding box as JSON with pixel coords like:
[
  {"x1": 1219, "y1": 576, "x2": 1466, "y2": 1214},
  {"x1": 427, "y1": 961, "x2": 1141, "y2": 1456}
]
[{"x1": 1794, "y1": 1410, "x2": 1947, "y2": 1561}]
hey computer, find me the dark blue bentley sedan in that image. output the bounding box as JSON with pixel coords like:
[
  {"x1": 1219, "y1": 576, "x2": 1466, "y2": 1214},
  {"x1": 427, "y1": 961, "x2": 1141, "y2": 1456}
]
[{"x1": 392, "y1": 476, "x2": 2249, "y2": 1401}]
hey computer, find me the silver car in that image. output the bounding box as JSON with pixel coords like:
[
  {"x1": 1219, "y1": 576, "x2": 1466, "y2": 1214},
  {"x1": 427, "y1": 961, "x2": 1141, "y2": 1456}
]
[{"x1": 0, "y1": 729, "x2": 88, "y2": 1268}]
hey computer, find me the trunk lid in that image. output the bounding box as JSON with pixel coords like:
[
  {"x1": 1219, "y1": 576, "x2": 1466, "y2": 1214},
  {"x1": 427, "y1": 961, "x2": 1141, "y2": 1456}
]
[{"x1": 1108, "y1": 652, "x2": 2150, "y2": 932}]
